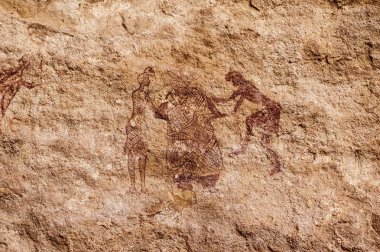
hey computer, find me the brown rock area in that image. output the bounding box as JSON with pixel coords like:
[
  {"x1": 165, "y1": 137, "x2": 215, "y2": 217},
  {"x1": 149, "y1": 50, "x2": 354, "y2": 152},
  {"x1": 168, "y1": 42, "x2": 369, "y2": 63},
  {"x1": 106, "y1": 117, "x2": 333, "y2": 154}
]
[{"x1": 0, "y1": 0, "x2": 380, "y2": 251}]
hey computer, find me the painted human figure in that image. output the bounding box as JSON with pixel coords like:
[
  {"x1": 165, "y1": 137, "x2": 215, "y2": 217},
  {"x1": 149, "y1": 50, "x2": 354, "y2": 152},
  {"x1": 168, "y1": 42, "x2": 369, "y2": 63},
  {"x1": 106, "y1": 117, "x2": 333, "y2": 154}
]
[
  {"x1": 214, "y1": 70, "x2": 282, "y2": 175},
  {"x1": 154, "y1": 86, "x2": 224, "y2": 189},
  {"x1": 0, "y1": 55, "x2": 38, "y2": 133},
  {"x1": 124, "y1": 67, "x2": 155, "y2": 193}
]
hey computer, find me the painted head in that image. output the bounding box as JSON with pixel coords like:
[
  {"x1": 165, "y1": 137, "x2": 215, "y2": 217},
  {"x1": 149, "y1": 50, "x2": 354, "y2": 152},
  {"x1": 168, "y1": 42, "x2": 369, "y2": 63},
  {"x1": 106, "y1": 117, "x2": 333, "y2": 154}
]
[
  {"x1": 18, "y1": 55, "x2": 30, "y2": 70},
  {"x1": 138, "y1": 67, "x2": 155, "y2": 87},
  {"x1": 143, "y1": 67, "x2": 155, "y2": 77},
  {"x1": 225, "y1": 70, "x2": 245, "y2": 87}
]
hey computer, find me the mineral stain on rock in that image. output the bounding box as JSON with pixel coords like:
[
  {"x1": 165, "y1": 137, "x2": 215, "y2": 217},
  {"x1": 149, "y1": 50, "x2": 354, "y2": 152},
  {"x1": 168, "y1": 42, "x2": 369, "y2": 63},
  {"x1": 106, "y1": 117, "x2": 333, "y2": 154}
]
[
  {"x1": 372, "y1": 213, "x2": 380, "y2": 236},
  {"x1": 0, "y1": 138, "x2": 23, "y2": 155}
]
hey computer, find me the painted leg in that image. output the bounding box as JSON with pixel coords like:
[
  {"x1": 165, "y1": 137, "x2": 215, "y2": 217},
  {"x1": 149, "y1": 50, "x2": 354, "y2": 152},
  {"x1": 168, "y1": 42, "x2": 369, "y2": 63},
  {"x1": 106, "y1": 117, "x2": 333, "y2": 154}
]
[
  {"x1": 128, "y1": 155, "x2": 138, "y2": 193},
  {"x1": 230, "y1": 115, "x2": 255, "y2": 157},
  {"x1": 261, "y1": 134, "x2": 282, "y2": 175},
  {"x1": 139, "y1": 155, "x2": 147, "y2": 193},
  {"x1": 268, "y1": 150, "x2": 281, "y2": 175},
  {"x1": 0, "y1": 114, "x2": 3, "y2": 136}
]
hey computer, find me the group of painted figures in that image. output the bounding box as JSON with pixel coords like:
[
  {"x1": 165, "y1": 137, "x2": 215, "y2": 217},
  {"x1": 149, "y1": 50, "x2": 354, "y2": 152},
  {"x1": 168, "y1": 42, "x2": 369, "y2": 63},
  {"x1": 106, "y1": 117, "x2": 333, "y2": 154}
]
[
  {"x1": 0, "y1": 56, "x2": 281, "y2": 193},
  {"x1": 125, "y1": 67, "x2": 282, "y2": 193}
]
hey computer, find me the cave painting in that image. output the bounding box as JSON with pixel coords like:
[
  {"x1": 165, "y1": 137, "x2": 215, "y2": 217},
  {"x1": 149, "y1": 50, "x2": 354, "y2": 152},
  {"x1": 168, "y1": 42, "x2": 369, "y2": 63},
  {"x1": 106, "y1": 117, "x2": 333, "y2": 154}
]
[
  {"x1": 124, "y1": 67, "x2": 155, "y2": 193},
  {"x1": 0, "y1": 55, "x2": 39, "y2": 134},
  {"x1": 154, "y1": 86, "x2": 225, "y2": 190},
  {"x1": 213, "y1": 70, "x2": 282, "y2": 175},
  {"x1": 124, "y1": 68, "x2": 282, "y2": 193}
]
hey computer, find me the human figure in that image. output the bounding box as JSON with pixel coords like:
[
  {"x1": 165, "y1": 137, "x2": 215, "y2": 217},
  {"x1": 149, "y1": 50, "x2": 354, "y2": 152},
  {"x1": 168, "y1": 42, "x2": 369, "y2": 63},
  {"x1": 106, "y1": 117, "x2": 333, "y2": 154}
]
[
  {"x1": 154, "y1": 86, "x2": 224, "y2": 189},
  {"x1": 124, "y1": 67, "x2": 155, "y2": 193},
  {"x1": 0, "y1": 55, "x2": 39, "y2": 133},
  {"x1": 214, "y1": 70, "x2": 282, "y2": 175}
]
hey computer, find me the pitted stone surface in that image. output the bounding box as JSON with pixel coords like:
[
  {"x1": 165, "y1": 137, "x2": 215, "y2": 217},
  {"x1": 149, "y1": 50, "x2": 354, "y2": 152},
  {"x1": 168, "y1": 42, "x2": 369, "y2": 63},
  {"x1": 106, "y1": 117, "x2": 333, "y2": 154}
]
[{"x1": 0, "y1": 1, "x2": 379, "y2": 251}]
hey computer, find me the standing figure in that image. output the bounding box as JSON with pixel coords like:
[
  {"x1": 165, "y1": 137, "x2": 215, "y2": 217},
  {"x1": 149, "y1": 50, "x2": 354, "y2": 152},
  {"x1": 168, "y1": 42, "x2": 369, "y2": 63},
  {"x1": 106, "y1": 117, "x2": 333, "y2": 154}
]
[
  {"x1": 0, "y1": 55, "x2": 38, "y2": 133},
  {"x1": 124, "y1": 67, "x2": 155, "y2": 193},
  {"x1": 154, "y1": 86, "x2": 224, "y2": 189},
  {"x1": 214, "y1": 70, "x2": 282, "y2": 175}
]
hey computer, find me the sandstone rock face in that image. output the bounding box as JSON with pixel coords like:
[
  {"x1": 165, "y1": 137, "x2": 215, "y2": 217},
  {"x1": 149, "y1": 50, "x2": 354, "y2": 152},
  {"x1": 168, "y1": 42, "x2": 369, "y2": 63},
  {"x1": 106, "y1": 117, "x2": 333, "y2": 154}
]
[{"x1": 0, "y1": 0, "x2": 379, "y2": 251}]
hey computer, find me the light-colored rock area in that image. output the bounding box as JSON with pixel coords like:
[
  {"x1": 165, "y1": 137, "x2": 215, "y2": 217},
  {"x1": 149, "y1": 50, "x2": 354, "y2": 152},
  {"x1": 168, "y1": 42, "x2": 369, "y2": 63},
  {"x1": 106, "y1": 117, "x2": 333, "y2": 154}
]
[{"x1": 0, "y1": 0, "x2": 379, "y2": 251}]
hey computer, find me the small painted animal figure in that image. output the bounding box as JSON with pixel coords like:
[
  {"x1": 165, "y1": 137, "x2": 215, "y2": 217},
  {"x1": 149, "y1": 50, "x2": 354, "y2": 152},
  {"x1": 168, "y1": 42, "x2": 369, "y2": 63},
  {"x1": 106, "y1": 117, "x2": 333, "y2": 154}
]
[{"x1": 0, "y1": 55, "x2": 39, "y2": 133}]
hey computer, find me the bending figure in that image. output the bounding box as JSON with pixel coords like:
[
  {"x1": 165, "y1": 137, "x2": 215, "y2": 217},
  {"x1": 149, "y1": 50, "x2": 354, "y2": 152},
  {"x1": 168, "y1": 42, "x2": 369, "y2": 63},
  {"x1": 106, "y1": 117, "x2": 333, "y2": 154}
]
[{"x1": 214, "y1": 70, "x2": 282, "y2": 174}]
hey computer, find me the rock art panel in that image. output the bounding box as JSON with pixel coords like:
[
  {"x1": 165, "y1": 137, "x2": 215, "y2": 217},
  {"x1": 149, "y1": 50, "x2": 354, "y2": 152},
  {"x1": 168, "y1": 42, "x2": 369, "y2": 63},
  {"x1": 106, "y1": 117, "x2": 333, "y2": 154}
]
[
  {"x1": 0, "y1": 1, "x2": 379, "y2": 251},
  {"x1": 125, "y1": 68, "x2": 283, "y2": 191}
]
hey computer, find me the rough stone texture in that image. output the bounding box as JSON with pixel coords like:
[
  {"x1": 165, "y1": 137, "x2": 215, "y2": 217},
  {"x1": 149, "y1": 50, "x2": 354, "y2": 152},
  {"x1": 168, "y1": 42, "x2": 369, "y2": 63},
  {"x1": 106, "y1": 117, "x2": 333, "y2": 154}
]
[{"x1": 0, "y1": 0, "x2": 380, "y2": 251}]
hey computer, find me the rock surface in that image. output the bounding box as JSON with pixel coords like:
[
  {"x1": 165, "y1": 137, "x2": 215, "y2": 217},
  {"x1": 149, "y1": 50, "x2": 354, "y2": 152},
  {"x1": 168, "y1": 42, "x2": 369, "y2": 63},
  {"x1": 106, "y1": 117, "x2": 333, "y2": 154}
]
[{"x1": 0, "y1": 0, "x2": 380, "y2": 251}]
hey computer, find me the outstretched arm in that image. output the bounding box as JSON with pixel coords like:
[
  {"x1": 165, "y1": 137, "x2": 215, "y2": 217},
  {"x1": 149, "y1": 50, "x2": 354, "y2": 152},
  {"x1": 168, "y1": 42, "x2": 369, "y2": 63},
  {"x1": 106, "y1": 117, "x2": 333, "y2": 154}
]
[
  {"x1": 204, "y1": 95, "x2": 227, "y2": 119},
  {"x1": 213, "y1": 91, "x2": 240, "y2": 103},
  {"x1": 147, "y1": 94, "x2": 160, "y2": 114},
  {"x1": 234, "y1": 97, "x2": 245, "y2": 112}
]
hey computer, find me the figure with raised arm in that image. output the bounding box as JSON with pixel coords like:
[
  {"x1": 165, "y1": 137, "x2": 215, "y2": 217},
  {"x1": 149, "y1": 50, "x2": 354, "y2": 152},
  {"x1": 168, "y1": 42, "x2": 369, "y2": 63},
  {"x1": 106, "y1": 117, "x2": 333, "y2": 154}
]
[
  {"x1": 214, "y1": 70, "x2": 282, "y2": 175},
  {"x1": 124, "y1": 67, "x2": 155, "y2": 193}
]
